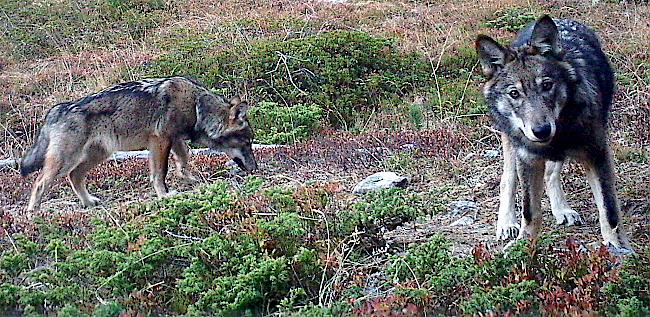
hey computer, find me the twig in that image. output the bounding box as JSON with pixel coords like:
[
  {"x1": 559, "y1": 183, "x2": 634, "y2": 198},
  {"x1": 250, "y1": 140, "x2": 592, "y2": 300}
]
[{"x1": 164, "y1": 230, "x2": 203, "y2": 241}]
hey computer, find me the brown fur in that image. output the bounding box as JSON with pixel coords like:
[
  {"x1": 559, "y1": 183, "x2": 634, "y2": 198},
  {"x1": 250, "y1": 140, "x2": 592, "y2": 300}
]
[{"x1": 21, "y1": 77, "x2": 256, "y2": 211}]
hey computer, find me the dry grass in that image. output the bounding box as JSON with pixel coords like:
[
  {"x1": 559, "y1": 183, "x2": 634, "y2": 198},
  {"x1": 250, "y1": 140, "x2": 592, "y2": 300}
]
[{"x1": 2, "y1": 0, "x2": 648, "y2": 154}]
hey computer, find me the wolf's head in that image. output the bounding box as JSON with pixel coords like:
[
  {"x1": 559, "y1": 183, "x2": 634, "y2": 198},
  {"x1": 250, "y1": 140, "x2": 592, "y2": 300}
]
[
  {"x1": 476, "y1": 15, "x2": 579, "y2": 144},
  {"x1": 195, "y1": 94, "x2": 257, "y2": 172}
]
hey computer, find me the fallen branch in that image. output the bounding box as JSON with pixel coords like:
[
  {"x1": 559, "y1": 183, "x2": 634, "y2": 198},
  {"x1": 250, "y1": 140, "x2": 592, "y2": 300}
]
[{"x1": 0, "y1": 144, "x2": 284, "y2": 171}]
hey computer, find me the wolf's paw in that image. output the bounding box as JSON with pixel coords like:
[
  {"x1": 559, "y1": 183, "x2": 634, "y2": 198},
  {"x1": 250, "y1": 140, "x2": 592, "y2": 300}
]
[
  {"x1": 503, "y1": 238, "x2": 519, "y2": 250},
  {"x1": 178, "y1": 171, "x2": 200, "y2": 183},
  {"x1": 162, "y1": 190, "x2": 180, "y2": 197},
  {"x1": 553, "y1": 208, "x2": 583, "y2": 226},
  {"x1": 496, "y1": 222, "x2": 519, "y2": 241},
  {"x1": 82, "y1": 195, "x2": 102, "y2": 208},
  {"x1": 604, "y1": 242, "x2": 635, "y2": 257}
]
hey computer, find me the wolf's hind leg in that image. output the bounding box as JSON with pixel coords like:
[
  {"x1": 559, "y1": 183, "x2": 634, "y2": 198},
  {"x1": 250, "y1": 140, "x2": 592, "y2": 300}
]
[
  {"x1": 496, "y1": 133, "x2": 520, "y2": 240},
  {"x1": 544, "y1": 160, "x2": 582, "y2": 226},
  {"x1": 171, "y1": 139, "x2": 198, "y2": 183},
  {"x1": 68, "y1": 145, "x2": 108, "y2": 208},
  {"x1": 584, "y1": 149, "x2": 633, "y2": 254},
  {"x1": 27, "y1": 157, "x2": 62, "y2": 212},
  {"x1": 148, "y1": 137, "x2": 172, "y2": 197},
  {"x1": 27, "y1": 145, "x2": 79, "y2": 211}
]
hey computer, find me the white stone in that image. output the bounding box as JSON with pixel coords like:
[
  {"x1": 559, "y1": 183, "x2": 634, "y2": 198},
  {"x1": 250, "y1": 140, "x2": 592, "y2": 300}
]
[{"x1": 352, "y1": 172, "x2": 408, "y2": 194}]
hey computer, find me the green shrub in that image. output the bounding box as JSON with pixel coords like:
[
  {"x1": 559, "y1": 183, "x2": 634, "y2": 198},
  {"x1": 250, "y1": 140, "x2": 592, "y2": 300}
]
[
  {"x1": 243, "y1": 176, "x2": 265, "y2": 196},
  {"x1": 259, "y1": 212, "x2": 308, "y2": 256},
  {"x1": 352, "y1": 188, "x2": 422, "y2": 230},
  {"x1": 0, "y1": 283, "x2": 20, "y2": 306},
  {"x1": 408, "y1": 103, "x2": 425, "y2": 130},
  {"x1": 146, "y1": 31, "x2": 431, "y2": 127},
  {"x1": 386, "y1": 235, "x2": 452, "y2": 282},
  {"x1": 92, "y1": 302, "x2": 124, "y2": 317},
  {"x1": 249, "y1": 102, "x2": 323, "y2": 144},
  {"x1": 617, "y1": 297, "x2": 650, "y2": 317},
  {"x1": 0, "y1": 252, "x2": 29, "y2": 277},
  {"x1": 603, "y1": 250, "x2": 650, "y2": 315},
  {"x1": 427, "y1": 47, "x2": 487, "y2": 121},
  {"x1": 57, "y1": 304, "x2": 87, "y2": 317},
  {"x1": 264, "y1": 187, "x2": 298, "y2": 212},
  {"x1": 189, "y1": 252, "x2": 291, "y2": 315},
  {"x1": 461, "y1": 280, "x2": 539, "y2": 314},
  {"x1": 483, "y1": 7, "x2": 539, "y2": 32}
]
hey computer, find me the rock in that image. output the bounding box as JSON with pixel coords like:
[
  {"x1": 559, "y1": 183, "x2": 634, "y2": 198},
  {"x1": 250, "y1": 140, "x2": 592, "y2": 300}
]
[
  {"x1": 587, "y1": 241, "x2": 635, "y2": 257},
  {"x1": 363, "y1": 272, "x2": 386, "y2": 297},
  {"x1": 448, "y1": 200, "x2": 477, "y2": 216},
  {"x1": 483, "y1": 149, "x2": 500, "y2": 159},
  {"x1": 450, "y1": 215, "x2": 475, "y2": 227},
  {"x1": 353, "y1": 172, "x2": 408, "y2": 194},
  {"x1": 401, "y1": 143, "x2": 417, "y2": 150}
]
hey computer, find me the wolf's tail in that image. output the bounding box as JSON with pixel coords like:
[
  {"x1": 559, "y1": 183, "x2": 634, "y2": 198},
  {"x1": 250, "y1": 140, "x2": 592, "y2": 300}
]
[{"x1": 20, "y1": 129, "x2": 49, "y2": 177}]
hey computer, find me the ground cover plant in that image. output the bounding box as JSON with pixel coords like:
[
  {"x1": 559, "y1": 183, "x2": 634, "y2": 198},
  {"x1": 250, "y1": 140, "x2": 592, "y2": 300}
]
[
  {"x1": 0, "y1": 0, "x2": 649, "y2": 316},
  {"x1": 1, "y1": 180, "x2": 648, "y2": 316}
]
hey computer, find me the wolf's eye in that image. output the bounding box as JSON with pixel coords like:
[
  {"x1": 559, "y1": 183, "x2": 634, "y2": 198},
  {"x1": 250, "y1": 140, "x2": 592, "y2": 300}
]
[
  {"x1": 541, "y1": 81, "x2": 554, "y2": 91},
  {"x1": 508, "y1": 90, "x2": 520, "y2": 99}
]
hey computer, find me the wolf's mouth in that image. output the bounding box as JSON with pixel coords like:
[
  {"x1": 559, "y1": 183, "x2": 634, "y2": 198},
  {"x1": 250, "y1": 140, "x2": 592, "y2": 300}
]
[
  {"x1": 233, "y1": 157, "x2": 247, "y2": 171},
  {"x1": 524, "y1": 134, "x2": 553, "y2": 145},
  {"x1": 531, "y1": 137, "x2": 552, "y2": 144}
]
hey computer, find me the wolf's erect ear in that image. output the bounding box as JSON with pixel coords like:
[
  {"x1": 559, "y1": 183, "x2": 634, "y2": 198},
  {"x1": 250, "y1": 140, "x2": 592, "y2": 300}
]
[
  {"x1": 229, "y1": 96, "x2": 241, "y2": 106},
  {"x1": 229, "y1": 97, "x2": 249, "y2": 122},
  {"x1": 476, "y1": 35, "x2": 511, "y2": 78},
  {"x1": 530, "y1": 15, "x2": 562, "y2": 57}
]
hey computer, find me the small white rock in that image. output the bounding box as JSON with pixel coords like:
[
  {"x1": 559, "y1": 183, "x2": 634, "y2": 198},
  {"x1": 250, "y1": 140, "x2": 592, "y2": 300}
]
[
  {"x1": 450, "y1": 215, "x2": 475, "y2": 227},
  {"x1": 483, "y1": 149, "x2": 501, "y2": 159},
  {"x1": 448, "y1": 200, "x2": 477, "y2": 216},
  {"x1": 353, "y1": 172, "x2": 408, "y2": 194}
]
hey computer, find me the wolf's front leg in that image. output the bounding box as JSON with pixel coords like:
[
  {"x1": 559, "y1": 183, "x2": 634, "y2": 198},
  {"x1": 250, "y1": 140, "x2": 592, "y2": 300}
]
[
  {"x1": 496, "y1": 134, "x2": 520, "y2": 240},
  {"x1": 171, "y1": 139, "x2": 199, "y2": 183},
  {"x1": 515, "y1": 155, "x2": 545, "y2": 240},
  {"x1": 584, "y1": 148, "x2": 633, "y2": 254},
  {"x1": 148, "y1": 137, "x2": 172, "y2": 197},
  {"x1": 544, "y1": 160, "x2": 582, "y2": 226}
]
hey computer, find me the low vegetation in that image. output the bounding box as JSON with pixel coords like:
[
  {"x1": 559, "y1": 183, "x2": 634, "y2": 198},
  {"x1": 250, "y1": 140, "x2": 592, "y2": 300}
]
[
  {"x1": 0, "y1": 0, "x2": 171, "y2": 60},
  {"x1": 146, "y1": 31, "x2": 433, "y2": 130},
  {"x1": 1, "y1": 0, "x2": 648, "y2": 316},
  {"x1": 248, "y1": 102, "x2": 323, "y2": 144},
  {"x1": 0, "y1": 181, "x2": 446, "y2": 315},
  {"x1": 0, "y1": 180, "x2": 647, "y2": 315}
]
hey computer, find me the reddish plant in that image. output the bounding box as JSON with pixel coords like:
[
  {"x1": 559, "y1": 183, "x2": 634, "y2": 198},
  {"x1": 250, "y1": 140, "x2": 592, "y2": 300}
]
[{"x1": 353, "y1": 295, "x2": 424, "y2": 317}]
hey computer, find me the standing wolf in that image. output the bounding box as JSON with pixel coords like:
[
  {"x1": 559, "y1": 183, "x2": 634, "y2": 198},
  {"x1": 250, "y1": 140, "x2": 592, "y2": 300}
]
[
  {"x1": 20, "y1": 76, "x2": 257, "y2": 211},
  {"x1": 476, "y1": 16, "x2": 633, "y2": 252}
]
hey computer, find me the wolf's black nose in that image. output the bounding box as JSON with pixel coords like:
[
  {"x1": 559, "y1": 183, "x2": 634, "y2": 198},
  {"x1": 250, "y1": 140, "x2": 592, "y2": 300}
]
[{"x1": 532, "y1": 124, "x2": 552, "y2": 140}]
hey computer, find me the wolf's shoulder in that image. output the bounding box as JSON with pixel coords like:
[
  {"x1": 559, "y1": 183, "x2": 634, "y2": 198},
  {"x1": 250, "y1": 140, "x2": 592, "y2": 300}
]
[{"x1": 512, "y1": 18, "x2": 602, "y2": 50}]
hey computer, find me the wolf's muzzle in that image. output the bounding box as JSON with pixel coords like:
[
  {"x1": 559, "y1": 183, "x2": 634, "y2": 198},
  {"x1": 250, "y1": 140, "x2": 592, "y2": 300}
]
[{"x1": 532, "y1": 123, "x2": 553, "y2": 141}]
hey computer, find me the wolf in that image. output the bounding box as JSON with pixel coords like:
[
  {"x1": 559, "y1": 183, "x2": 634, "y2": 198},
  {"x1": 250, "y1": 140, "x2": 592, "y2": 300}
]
[
  {"x1": 476, "y1": 16, "x2": 633, "y2": 252},
  {"x1": 20, "y1": 76, "x2": 257, "y2": 211}
]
